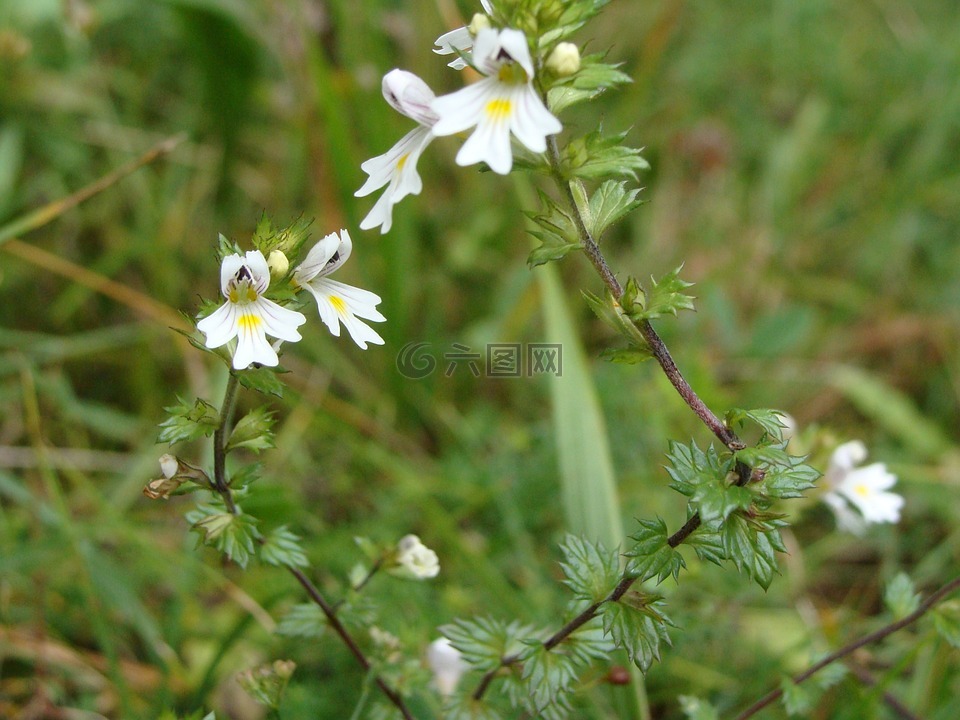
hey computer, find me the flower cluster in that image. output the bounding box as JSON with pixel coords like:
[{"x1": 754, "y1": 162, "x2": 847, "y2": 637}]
[
  {"x1": 197, "y1": 229, "x2": 385, "y2": 370},
  {"x1": 356, "y1": 12, "x2": 565, "y2": 233},
  {"x1": 822, "y1": 440, "x2": 904, "y2": 535}
]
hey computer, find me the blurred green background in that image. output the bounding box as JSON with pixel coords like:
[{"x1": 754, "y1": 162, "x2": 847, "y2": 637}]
[{"x1": 1, "y1": 0, "x2": 959, "y2": 717}]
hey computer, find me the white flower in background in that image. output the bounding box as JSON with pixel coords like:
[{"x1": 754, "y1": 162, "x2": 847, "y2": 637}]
[
  {"x1": 433, "y1": 0, "x2": 494, "y2": 69},
  {"x1": 426, "y1": 638, "x2": 469, "y2": 697},
  {"x1": 356, "y1": 70, "x2": 439, "y2": 234},
  {"x1": 392, "y1": 534, "x2": 440, "y2": 579},
  {"x1": 197, "y1": 250, "x2": 306, "y2": 370},
  {"x1": 293, "y1": 230, "x2": 385, "y2": 349},
  {"x1": 822, "y1": 440, "x2": 904, "y2": 534},
  {"x1": 431, "y1": 28, "x2": 563, "y2": 175}
]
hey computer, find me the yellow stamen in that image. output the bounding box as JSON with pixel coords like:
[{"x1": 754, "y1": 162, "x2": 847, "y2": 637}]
[
  {"x1": 330, "y1": 296, "x2": 347, "y2": 315},
  {"x1": 485, "y1": 98, "x2": 512, "y2": 121},
  {"x1": 853, "y1": 484, "x2": 870, "y2": 497}
]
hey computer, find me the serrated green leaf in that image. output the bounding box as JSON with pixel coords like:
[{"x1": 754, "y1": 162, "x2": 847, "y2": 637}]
[
  {"x1": 780, "y1": 676, "x2": 814, "y2": 716},
  {"x1": 678, "y1": 695, "x2": 719, "y2": 720},
  {"x1": 583, "y1": 181, "x2": 644, "y2": 240},
  {"x1": 665, "y1": 440, "x2": 731, "y2": 497},
  {"x1": 187, "y1": 500, "x2": 261, "y2": 568},
  {"x1": 275, "y1": 603, "x2": 327, "y2": 638},
  {"x1": 520, "y1": 645, "x2": 579, "y2": 712},
  {"x1": 684, "y1": 520, "x2": 726, "y2": 566},
  {"x1": 441, "y1": 617, "x2": 538, "y2": 672},
  {"x1": 721, "y1": 512, "x2": 779, "y2": 590},
  {"x1": 250, "y1": 212, "x2": 275, "y2": 252},
  {"x1": 226, "y1": 406, "x2": 276, "y2": 454},
  {"x1": 558, "y1": 535, "x2": 620, "y2": 604},
  {"x1": 158, "y1": 396, "x2": 220, "y2": 444},
  {"x1": 601, "y1": 594, "x2": 672, "y2": 671},
  {"x1": 443, "y1": 695, "x2": 504, "y2": 720},
  {"x1": 526, "y1": 190, "x2": 581, "y2": 268},
  {"x1": 759, "y1": 456, "x2": 820, "y2": 500},
  {"x1": 260, "y1": 525, "x2": 309, "y2": 568},
  {"x1": 563, "y1": 619, "x2": 615, "y2": 666},
  {"x1": 626, "y1": 518, "x2": 685, "y2": 583},
  {"x1": 626, "y1": 266, "x2": 695, "y2": 321},
  {"x1": 237, "y1": 366, "x2": 286, "y2": 398},
  {"x1": 725, "y1": 408, "x2": 789, "y2": 440},
  {"x1": 561, "y1": 128, "x2": 649, "y2": 181},
  {"x1": 885, "y1": 573, "x2": 920, "y2": 620},
  {"x1": 932, "y1": 601, "x2": 960, "y2": 648},
  {"x1": 547, "y1": 55, "x2": 632, "y2": 113},
  {"x1": 217, "y1": 232, "x2": 242, "y2": 260},
  {"x1": 811, "y1": 656, "x2": 847, "y2": 690}
]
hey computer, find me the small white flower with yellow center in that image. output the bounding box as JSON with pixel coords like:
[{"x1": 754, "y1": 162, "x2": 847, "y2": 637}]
[
  {"x1": 391, "y1": 534, "x2": 440, "y2": 580},
  {"x1": 293, "y1": 230, "x2": 385, "y2": 349},
  {"x1": 433, "y1": 0, "x2": 494, "y2": 69},
  {"x1": 356, "y1": 70, "x2": 439, "y2": 234},
  {"x1": 426, "y1": 638, "x2": 469, "y2": 696},
  {"x1": 197, "y1": 250, "x2": 306, "y2": 370},
  {"x1": 431, "y1": 27, "x2": 563, "y2": 175},
  {"x1": 822, "y1": 440, "x2": 904, "y2": 534}
]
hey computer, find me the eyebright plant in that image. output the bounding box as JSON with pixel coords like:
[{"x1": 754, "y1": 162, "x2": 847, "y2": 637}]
[{"x1": 145, "y1": 2, "x2": 938, "y2": 719}]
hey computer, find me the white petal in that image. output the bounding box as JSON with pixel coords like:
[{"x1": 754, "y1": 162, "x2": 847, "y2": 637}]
[
  {"x1": 197, "y1": 302, "x2": 237, "y2": 348},
  {"x1": 303, "y1": 278, "x2": 386, "y2": 349},
  {"x1": 495, "y1": 28, "x2": 535, "y2": 79},
  {"x1": 356, "y1": 128, "x2": 432, "y2": 233},
  {"x1": 457, "y1": 111, "x2": 512, "y2": 174},
  {"x1": 356, "y1": 127, "x2": 431, "y2": 198},
  {"x1": 295, "y1": 232, "x2": 340, "y2": 282},
  {"x1": 255, "y1": 297, "x2": 306, "y2": 342},
  {"x1": 319, "y1": 279, "x2": 385, "y2": 321},
  {"x1": 431, "y1": 79, "x2": 497, "y2": 137},
  {"x1": 219, "y1": 254, "x2": 244, "y2": 296},
  {"x1": 470, "y1": 28, "x2": 500, "y2": 74},
  {"x1": 242, "y1": 250, "x2": 271, "y2": 293},
  {"x1": 232, "y1": 310, "x2": 279, "y2": 369},
  {"x1": 830, "y1": 440, "x2": 868, "y2": 472},
  {"x1": 510, "y1": 84, "x2": 562, "y2": 152},
  {"x1": 382, "y1": 69, "x2": 438, "y2": 126},
  {"x1": 359, "y1": 189, "x2": 396, "y2": 235},
  {"x1": 434, "y1": 26, "x2": 472, "y2": 56}
]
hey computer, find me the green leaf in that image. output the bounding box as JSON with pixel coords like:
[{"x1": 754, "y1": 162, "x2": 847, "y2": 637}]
[
  {"x1": 932, "y1": 601, "x2": 960, "y2": 648},
  {"x1": 884, "y1": 573, "x2": 920, "y2": 620},
  {"x1": 563, "y1": 619, "x2": 615, "y2": 666},
  {"x1": 186, "y1": 500, "x2": 261, "y2": 569},
  {"x1": 520, "y1": 644, "x2": 579, "y2": 712},
  {"x1": 276, "y1": 603, "x2": 327, "y2": 638},
  {"x1": 547, "y1": 55, "x2": 632, "y2": 114},
  {"x1": 758, "y1": 456, "x2": 820, "y2": 500},
  {"x1": 780, "y1": 675, "x2": 814, "y2": 716},
  {"x1": 260, "y1": 525, "x2": 309, "y2": 568},
  {"x1": 811, "y1": 656, "x2": 847, "y2": 690},
  {"x1": 599, "y1": 346, "x2": 654, "y2": 364},
  {"x1": 237, "y1": 366, "x2": 287, "y2": 398},
  {"x1": 664, "y1": 440, "x2": 745, "y2": 523},
  {"x1": 226, "y1": 406, "x2": 276, "y2": 454},
  {"x1": 625, "y1": 518, "x2": 685, "y2": 583},
  {"x1": 721, "y1": 512, "x2": 779, "y2": 590},
  {"x1": 678, "y1": 695, "x2": 720, "y2": 720},
  {"x1": 725, "y1": 408, "x2": 789, "y2": 441},
  {"x1": 582, "y1": 180, "x2": 644, "y2": 240},
  {"x1": 625, "y1": 266, "x2": 695, "y2": 321},
  {"x1": 441, "y1": 617, "x2": 538, "y2": 672},
  {"x1": 443, "y1": 696, "x2": 504, "y2": 720},
  {"x1": 600, "y1": 593, "x2": 672, "y2": 671},
  {"x1": 217, "y1": 232, "x2": 242, "y2": 260},
  {"x1": 157, "y1": 396, "x2": 220, "y2": 444},
  {"x1": 526, "y1": 189, "x2": 580, "y2": 268},
  {"x1": 561, "y1": 128, "x2": 650, "y2": 181},
  {"x1": 558, "y1": 535, "x2": 620, "y2": 604},
  {"x1": 684, "y1": 519, "x2": 726, "y2": 566}
]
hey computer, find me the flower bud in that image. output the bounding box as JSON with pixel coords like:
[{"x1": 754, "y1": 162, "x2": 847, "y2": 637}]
[
  {"x1": 267, "y1": 249, "x2": 290, "y2": 279},
  {"x1": 426, "y1": 638, "x2": 469, "y2": 696},
  {"x1": 143, "y1": 454, "x2": 208, "y2": 499},
  {"x1": 389, "y1": 534, "x2": 440, "y2": 579},
  {"x1": 468, "y1": 13, "x2": 491, "y2": 36},
  {"x1": 546, "y1": 42, "x2": 581, "y2": 77}
]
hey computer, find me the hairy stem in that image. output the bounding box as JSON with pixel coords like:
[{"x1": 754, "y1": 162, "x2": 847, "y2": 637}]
[
  {"x1": 208, "y1": 374, "x2": 415, "y2": 720},
  {"x1": 734, "y1": 575, "x2": 960, "y2": 720}
]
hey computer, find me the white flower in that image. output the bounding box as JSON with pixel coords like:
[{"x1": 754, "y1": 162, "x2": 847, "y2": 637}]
[
  {"x1": 197, "y1": 250, "x2": 306, "y2": 370},
  {"x1": 392, "y1": 534, "x2": 440, "y2": 579},
  {"x1": 431, "y1": 28, "x2": 563, "y2": 175},
  {"x1": 433, "y1": 0, "x2": 494, "y2": 69},
  {"x1": 293, "y1": 230, "x2": 385, "y2": 349},
  {"x1": 356, "y1": 70, "x2": 439, "y2": 234},
  {"x1": 426, "y1": 638, "x2": 469, "y2": 697},
  {"x1": 822, "y1": 440, "x2": 904, "y2": 534}
]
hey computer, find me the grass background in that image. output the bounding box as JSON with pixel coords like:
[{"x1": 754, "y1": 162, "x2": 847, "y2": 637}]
[{"x1": 1, "y1": 0, "x2": 959, "y2": 717}]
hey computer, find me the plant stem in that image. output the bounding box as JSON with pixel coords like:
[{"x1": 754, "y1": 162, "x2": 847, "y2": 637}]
[
  {"x1": 208, "y1": 374, "x2": 416, "y2": 720},
  {"x1": 733, "y1": 575, "x2": 960, "y2": 720}
]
